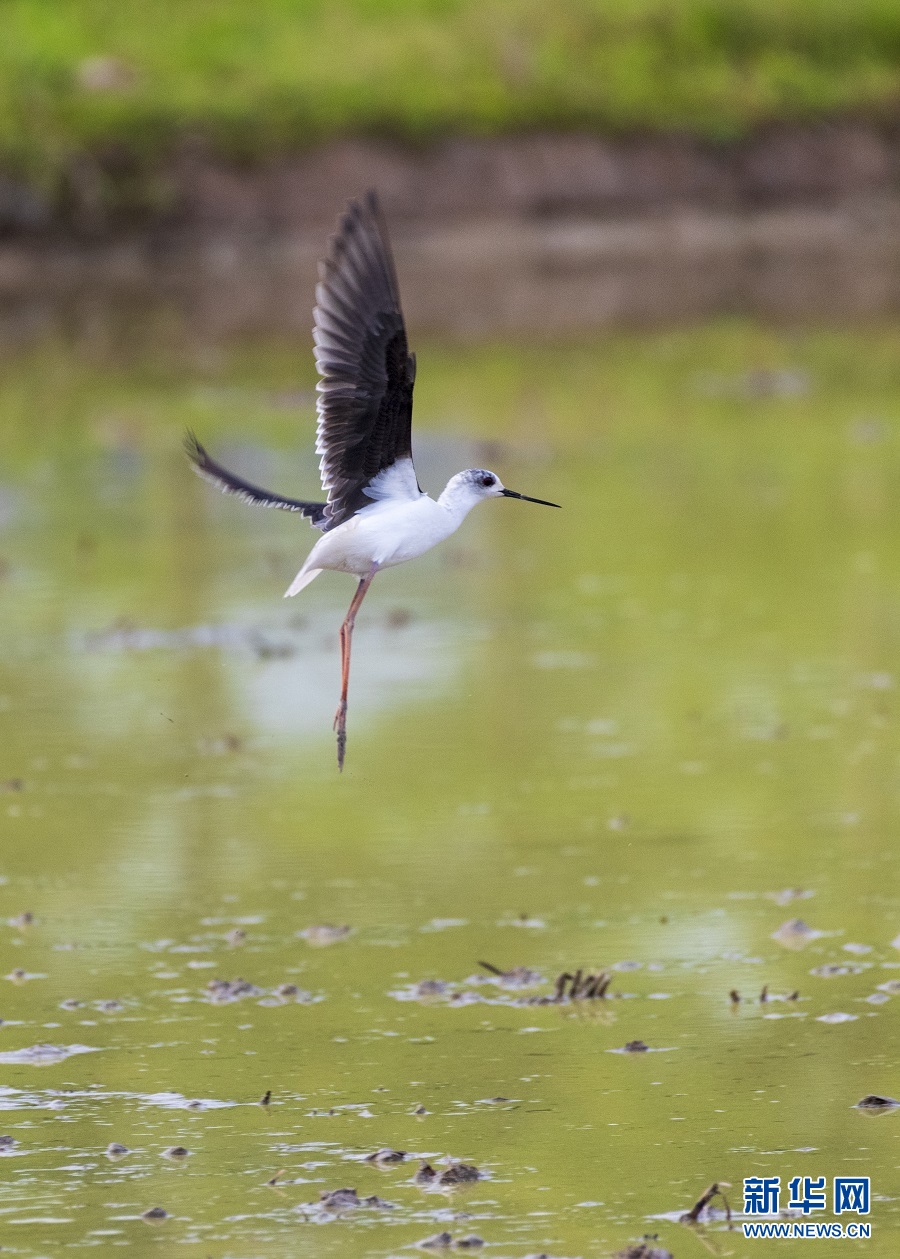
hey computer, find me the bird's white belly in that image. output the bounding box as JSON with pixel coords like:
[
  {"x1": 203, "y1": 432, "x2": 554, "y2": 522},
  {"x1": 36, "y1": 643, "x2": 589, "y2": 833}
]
[{"x1": 308, "y1": 495, "x2": 454, "y2": 576}]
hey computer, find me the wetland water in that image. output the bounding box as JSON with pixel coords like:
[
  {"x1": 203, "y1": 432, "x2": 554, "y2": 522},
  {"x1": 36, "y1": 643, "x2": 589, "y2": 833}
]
[{"x1": 1, "y1": 316, "x2": 900, "y2": 1256}]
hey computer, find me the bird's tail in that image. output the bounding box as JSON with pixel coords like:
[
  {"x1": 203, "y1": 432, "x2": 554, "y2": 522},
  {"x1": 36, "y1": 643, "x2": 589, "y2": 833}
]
[{"x1": 284, "y1": 565, "x2": 323, "y2": 597}]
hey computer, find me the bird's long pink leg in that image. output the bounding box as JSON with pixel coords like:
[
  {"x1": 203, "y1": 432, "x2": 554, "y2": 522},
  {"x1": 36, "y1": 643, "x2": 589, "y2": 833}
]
[{"x1": 334, "y1": 567, "x2": 377, "y2": 771}]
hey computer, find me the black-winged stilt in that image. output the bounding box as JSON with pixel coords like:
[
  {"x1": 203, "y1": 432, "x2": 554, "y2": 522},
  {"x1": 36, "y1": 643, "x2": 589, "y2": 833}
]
[{"x1": 186, "y1": 191, "x2": 560, "y2": 769}]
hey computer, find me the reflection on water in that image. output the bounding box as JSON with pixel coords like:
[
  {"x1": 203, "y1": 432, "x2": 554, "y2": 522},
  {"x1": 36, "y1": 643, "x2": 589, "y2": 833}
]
[
  {"x1": 3, "y1": 196, "x2": 900, "y2": 344},
  {"x1": 75, "y1": 609, "x2": 467, "y2": 738},
  {"x1": 1, "y1": 317, "x2": 900, "y2": 1255}
]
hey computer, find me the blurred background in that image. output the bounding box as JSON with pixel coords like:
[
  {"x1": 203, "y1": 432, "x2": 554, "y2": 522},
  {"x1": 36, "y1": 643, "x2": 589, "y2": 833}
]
[
  {"x1": 2, "y1": 0, "x2": 900, "y2": 333},
  {"x1": 3, "y1": 5, "x2": 900, "y2": 1257}
]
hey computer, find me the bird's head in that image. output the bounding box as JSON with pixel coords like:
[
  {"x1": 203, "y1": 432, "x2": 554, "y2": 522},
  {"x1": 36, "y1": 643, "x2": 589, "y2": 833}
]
[{"x1": 455, "y1": 468, "x2": 561, "y2": 508}]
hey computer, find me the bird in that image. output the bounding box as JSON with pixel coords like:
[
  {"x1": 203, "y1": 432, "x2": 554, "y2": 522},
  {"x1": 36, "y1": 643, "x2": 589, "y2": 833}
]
[{"x1": 186, "y1": 191, "x2": 560, "y2": 770}]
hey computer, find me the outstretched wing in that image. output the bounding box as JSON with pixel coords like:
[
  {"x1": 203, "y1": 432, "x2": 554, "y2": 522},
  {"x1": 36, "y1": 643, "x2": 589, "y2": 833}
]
[
  {"x1": 314, "y1": 191, "x2": 419, "y2": 531},
  {"x1": 185, "y1": 432, "x2": 327, "y2": 527}
]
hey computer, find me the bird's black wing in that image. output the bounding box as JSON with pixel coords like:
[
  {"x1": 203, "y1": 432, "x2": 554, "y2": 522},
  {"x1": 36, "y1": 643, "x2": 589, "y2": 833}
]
[
  {"x1": 314, "y1": 191, "x2": 419, "y2": 531},
  {"x1": 185, "y1": 432, "x2": 327, "y2": 527}
]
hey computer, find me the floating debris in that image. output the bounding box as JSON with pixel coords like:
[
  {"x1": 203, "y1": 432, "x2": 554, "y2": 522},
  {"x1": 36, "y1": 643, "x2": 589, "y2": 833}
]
[
  {"x1": 365, "y1": 1147, "x2": 406, "y2": 1166},
  {"x1": 205, "y1": 977, "x2": 263, "y2": 1003},
  {"x1": 414, "y1": 979, "x2": 452, "y2": 999},
  {"x1": 855, "y1": 1095, "x2": 900, "y2": 1113},
  {"x1": 772, "y1": 919, "x2": 824, "y2": 949},
  {"x1": 278, "y1": 983, "x2": 308, "y2": 1001},
  {"x1": 316, "y1": 1187, "x2": 393, "y2": 1212},
  {"x1": 141, "y1": 1207, "x2": 168, "y2": 1222},
  {"x1": 299, "y1": 924, "x2": 352, "y2": 946},
  {"x1": 392, "y1": 966, "x2": 604, "y2": 1008},
  {"x1": 614, "y1": 1240, "x2": 674, "y2": 1259},
  {"x1": 681, "y1": 1181, "x2": 731, "y2": 1223},
  {"x1": 203, "y1": 977, "x2": 313, "y2": 1006},
  {"x1": 419, "y1": 1234, "x2": 453, "y2": 1250},
  {"x1": 732, "y1": 986, "x2": 799, "y2": 1003},
  {"x1": 456, "y1": 1239, "x2": 485, "y2": 1250},
  {"x1": 520, "y1": 968, "x2": 613, "y2": 1005},
  {"x1": 162, "y1": 1146, "x2": 189, "y2": 1160},
  {"x1": 391, "y1": 980, "x2": 490, "y2": 1006},
  {"x1": 477, "y1": 961, "x2": 543, "y2": 988},
  {"x1": 133, "y1": 1092, "x2": 234, "y2": 1112},
  {"x1": 319, "y1": 1187, "x2": 367, "y2": 1211},
  {"x1": 553, "y1": 969, "x2": 611, "y2": 1002},
  {"x1": 105, "y1": 1142, "x2": 130, "y2": 1160},
  {"x1": 437, "y1": 1162, "x2": 481, "y2": 1185},
  {"x1": 387, "y1": 981, "x2": 433, "y2": 1004}
]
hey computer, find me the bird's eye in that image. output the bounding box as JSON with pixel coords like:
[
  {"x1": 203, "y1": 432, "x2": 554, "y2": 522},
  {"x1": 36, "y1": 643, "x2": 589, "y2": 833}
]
[{"x1": 480, "y1": 474, "x2": 495, "y2": 487}]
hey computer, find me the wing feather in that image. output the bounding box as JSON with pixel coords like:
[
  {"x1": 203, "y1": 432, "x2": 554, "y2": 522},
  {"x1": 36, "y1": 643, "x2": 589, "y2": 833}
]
[
  {"x1": 314, "y1": 191, "x2": 419, "y2": 530},
  {"x1": 184, "y1": 433, "x2": 327, "y2": 527}
]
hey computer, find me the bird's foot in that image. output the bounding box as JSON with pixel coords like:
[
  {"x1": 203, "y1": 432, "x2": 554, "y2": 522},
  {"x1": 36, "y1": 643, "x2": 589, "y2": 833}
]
[{"x1": 334, "y1": 701, "x2": 348, "y2": 771}]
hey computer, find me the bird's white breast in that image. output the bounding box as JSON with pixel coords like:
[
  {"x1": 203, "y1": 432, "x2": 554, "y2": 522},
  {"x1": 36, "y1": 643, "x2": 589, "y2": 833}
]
[{"x1": 306, "y1": 494, "x2": 457, "y2": 576}]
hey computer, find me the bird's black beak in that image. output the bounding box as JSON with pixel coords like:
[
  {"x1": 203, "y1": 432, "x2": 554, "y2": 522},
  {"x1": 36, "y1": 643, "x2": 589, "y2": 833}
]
[{"x1": 501, "y1": 488, "x2": 561, "y2": 508}]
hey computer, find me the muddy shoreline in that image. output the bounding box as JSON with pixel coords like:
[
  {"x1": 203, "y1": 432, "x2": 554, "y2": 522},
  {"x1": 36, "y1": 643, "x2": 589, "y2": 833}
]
[
  {"x1": 5, "y1": 123, "x2": 900, "y2": 235},
  {"x1": 3, "y1": 124, "x2": 900, "y2": 336}
]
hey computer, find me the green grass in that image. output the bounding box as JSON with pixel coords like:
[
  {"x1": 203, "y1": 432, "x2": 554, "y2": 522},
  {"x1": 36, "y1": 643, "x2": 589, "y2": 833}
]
[{"x1": 4, "y1": 0, "x2": 900, "y2": 194}]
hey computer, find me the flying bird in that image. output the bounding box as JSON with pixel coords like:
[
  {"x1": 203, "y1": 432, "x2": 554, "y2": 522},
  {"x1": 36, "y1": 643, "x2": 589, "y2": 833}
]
[{"x1": 186, "y1": 191, "x2": 560, "y2": 769}]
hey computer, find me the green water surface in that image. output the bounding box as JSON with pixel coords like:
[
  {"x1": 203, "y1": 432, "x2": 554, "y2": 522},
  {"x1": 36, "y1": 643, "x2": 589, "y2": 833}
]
[{"x1": 1, "y1": 320, "x2": 899, "y2": 1256}]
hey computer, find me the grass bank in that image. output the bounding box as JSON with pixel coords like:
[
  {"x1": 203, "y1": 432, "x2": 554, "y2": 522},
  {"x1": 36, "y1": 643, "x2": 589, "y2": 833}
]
[{"x1": 4, "y1": 0, "x2": 900, "y2": 192}]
